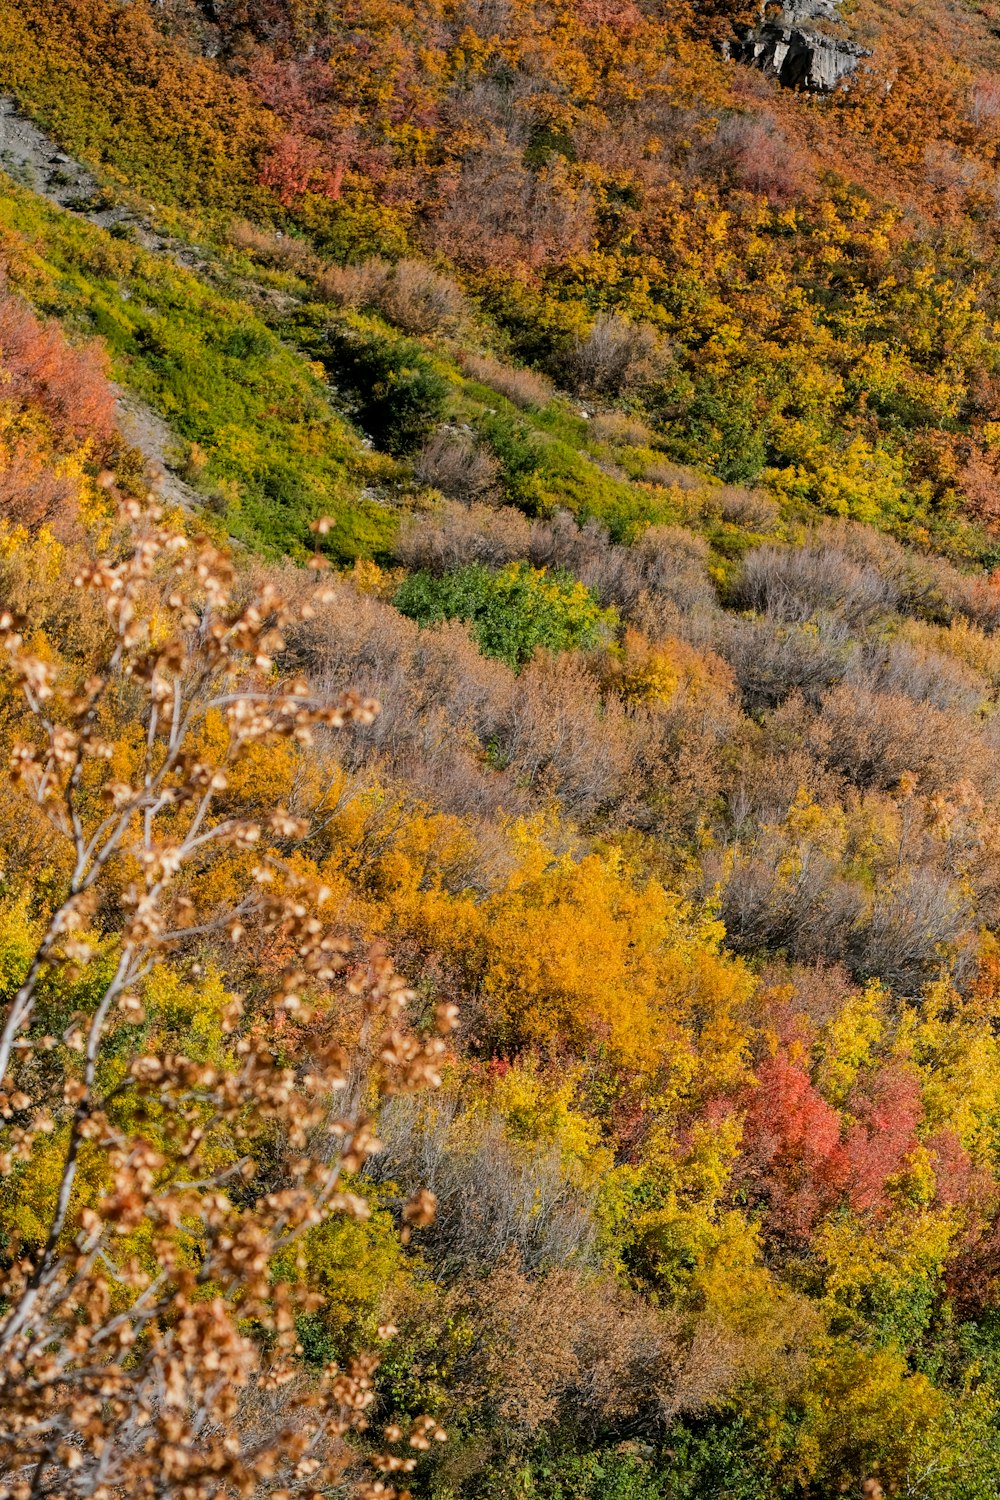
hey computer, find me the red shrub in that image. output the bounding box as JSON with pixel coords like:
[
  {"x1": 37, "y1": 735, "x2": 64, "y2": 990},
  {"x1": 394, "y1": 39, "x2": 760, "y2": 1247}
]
[
  {"x1": 944, "y1": 1176, "x2": 1000, "y2": 1315},
  {"x1": 0, "y1": 292, "x2": 116, "y2": 451},
  {"x1": 430, "y1": 149, "x2": 593, "y2": 272},
  {"x1": 710, "y1": 113, "x2": 811, "y2": 207},
  {"x1": 740, "y1": 1053, "x2": 844, "y2": 1243},
  {"x1": 925, "y1": 1128, "x2": 975, "y2": 1208},
  {"x1": 841, "y1": 1067, "x2": 923, "y2": 1214},
  {"x1": 0, "y1": 445, "x2": 77, "y2": 530},
  {"x1": 574, "y1": 0, "x2": 644, "y2": 31},
  {"x1": 970, "y1": 74, "x2": 1000, "y2": 125},
  {"x1": 258, "y1": 132, "x2": 344, "y2": 205},
  {"x1": 958, "y1": 447, "x2": 1000, "y2": 524},
  {"x1": 741, "y1": 1057, "x2": 929, "y2": 1239}
]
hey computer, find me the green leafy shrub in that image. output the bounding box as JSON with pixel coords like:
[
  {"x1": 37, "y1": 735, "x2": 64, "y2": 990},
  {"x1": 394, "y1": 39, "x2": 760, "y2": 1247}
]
[
  {"x1": 477, "y1": 410, "x2": 545, "y2": 506},
  {"x1": 325, "y1": 325, "x2": 449, "y2": 455},
  {"x1": 394, "y1": 561, "x2": 617, "y2": 668},
  {"x1": 499, "y1": 1447, "x2": 671, "y2": 1500}
]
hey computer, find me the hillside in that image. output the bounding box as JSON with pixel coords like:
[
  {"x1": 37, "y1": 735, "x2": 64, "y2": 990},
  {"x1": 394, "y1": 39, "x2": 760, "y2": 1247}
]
[{"x1": 2, "y1": 2, "x2": 1000, "y2": 1498}]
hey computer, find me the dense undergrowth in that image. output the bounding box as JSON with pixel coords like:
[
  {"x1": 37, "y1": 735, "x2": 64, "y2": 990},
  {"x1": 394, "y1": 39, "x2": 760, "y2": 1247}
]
[{"x1": 6, "y1": 0, "x2": 1000, "y2": 1496}]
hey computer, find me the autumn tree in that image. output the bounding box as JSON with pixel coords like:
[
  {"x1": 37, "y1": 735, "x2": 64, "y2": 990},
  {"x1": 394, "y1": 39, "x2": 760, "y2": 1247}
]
[{"x1": 0, "y1": 488, "x2": 453, "y2": 1500}]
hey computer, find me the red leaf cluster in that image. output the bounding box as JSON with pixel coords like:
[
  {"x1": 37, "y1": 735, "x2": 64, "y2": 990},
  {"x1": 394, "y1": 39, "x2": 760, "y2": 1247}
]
[
  {"x1": 0, "y1": 291, "x2": 116, "y2": 450},
  {"x1": 741, "y1": 1055, "x2": 926, "y2": 1241}
]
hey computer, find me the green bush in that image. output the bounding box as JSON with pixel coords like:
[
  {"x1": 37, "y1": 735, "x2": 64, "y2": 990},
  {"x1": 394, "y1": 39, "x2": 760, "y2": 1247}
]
[
  {"x1": 473, "y1": 409, "x2": 679, "y2": 539},
  {"x1": 471, "y1": 1432, "x2": 779, "y2": 1500},
  {"x1": 325, "y1": 326, "x2": 449, "y2": 455},
  {"x1": 489, "y1": 1449, "x2": 669, "y2": 1500},
  {"x1": 476, "y1": 410, "x2": 545, "y2": 506},
  {"x1": 394, "y1": 561, "x2": 617, "y2": 668}
]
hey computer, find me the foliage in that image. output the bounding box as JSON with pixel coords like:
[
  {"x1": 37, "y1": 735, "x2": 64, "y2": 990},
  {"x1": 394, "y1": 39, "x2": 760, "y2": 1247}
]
[
  {"x1": 324, "y1": 325, "x2": 449, "y2": 456},
  {"x1": 393, "y1": 561, "x2": 616, "y2": 668},
  {"x1": 0, "y1": 0, "x2": 279, "y2": 215},
  {"x1": 9, "y1": 0, "x2": 1000, "y2": 1495},
  {"x1": 0, "y1": 177, "x2": 394, "y2": 559},
  {"x1": 0, "y1": 479, "x2": 455, "y2": 1498}
]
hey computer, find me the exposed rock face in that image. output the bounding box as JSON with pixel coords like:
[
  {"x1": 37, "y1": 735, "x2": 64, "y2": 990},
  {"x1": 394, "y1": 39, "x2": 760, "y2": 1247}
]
[
  {"x1": 724, "y1": 0, "x2": 871, "y2": 92},
  {"x1": 728, "y1": 25, "x2": 870, "y2": 90},
  {"x1": 777, "y1": 0, "x2": 837, "y2": 25}
]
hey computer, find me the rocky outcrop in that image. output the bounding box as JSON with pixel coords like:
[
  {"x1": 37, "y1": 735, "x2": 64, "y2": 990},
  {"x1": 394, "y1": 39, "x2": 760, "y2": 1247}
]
[
  {"x1": 723, "y1": 0, "x2": 871, "y2": 92},
  {"x1": 777, "y1": 0, "x2": 837, "y2": 24}
]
